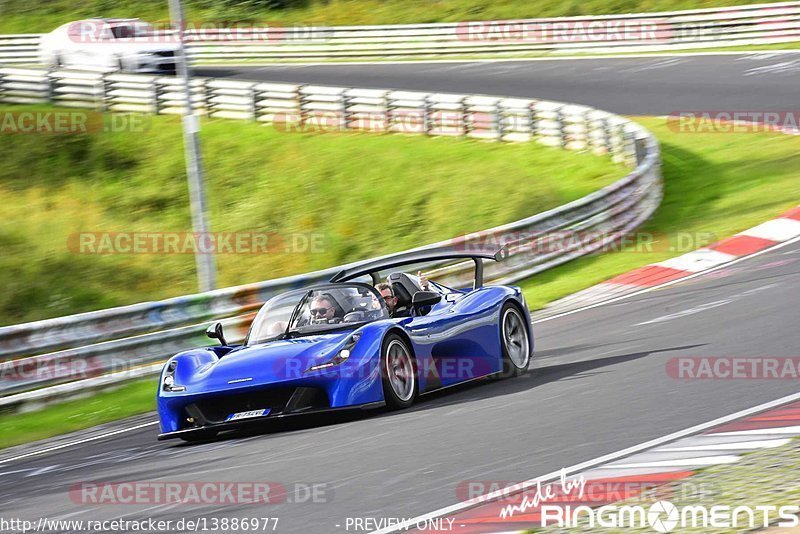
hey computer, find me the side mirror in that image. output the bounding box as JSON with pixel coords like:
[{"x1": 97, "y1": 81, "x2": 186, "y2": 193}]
[
  {"x1": 412, "y1": 291, "x2": 441, "y2": 313},
  {"x1": 206, "y1": 322, "x2": 227, "y2": 346}
]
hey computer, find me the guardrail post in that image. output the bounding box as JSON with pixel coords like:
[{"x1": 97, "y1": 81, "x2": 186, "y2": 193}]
[
  {"x1": 527, "y1": 102, "x2": 537, "y2": 138},
  {"x1": 494, "y1": 101, "x2": 505, "y2": 141},
  {"x1": 340, "y1": 91, "x2": 350, "y2": 131},
  {"x1": 152, "y1": 79, "x2": 162, "y2": 115},
  {"x1": 579, "y1": 110, "x2": 590, "y2": 151},
  {"x1": 633, "y1": 136, "x2": 649, "y2": 166},
  {"x1": 615, "y1": 122, "x2": 627, "y2": 163},
  {"x1": 423, "y1": 96, "x2": 432, "y2": 135},
  {"x1": 599, "y1": 117, "x2": 612, "y2": 154},
  {"x1": 383, "y1": 91, "x2": 393, "y2": 134},
  {"x1": 557, "y1": 107, "x2": 568, "y2": 148},
  {"x1": 297, "y1": 85, "x2": 308, "y2": 129},
  {"x1": 45, "y1": 67, "x2": 55, "y2": 104},
  {"x1": 203, "y1": 80, "x2": 214, "y2": 117},
  {"x1": 249, "y1": 83, "x2": 258, "y2": 122},
  {"x1": 623, "y1": 128, "x2": 638, "y2": 167},
  {"x1": 100, "y1": 73, "x2": 112, "y2": 112},
  {"x1": 461, "y1": 97, "x2": 471, "y2": 136}
]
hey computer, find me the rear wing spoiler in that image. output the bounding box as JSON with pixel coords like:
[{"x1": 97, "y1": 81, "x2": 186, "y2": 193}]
[{"x1": 329, "y1": 245, "x2": 508, "y2": 289}]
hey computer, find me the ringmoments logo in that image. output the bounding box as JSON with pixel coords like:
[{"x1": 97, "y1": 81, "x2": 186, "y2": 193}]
[{"x1": 539, "y1": 501, "x2": 800, "y2": 531}]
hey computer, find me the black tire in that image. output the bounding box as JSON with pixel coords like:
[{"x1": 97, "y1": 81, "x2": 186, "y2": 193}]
[
  {"x1": 381, "y1": 334, "x2": 418, "y2": 410},
  {"x1": 499, "y1": 303, "x2": 532, "y2": 377}
]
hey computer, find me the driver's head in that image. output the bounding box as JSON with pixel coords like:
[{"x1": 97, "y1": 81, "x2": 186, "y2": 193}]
[
  {"x1": 310, "y1": 295, "x2": 336, "y2": 323},
  {"x1": 376, "y1": 283, "x2": 397, "y2": 314}
]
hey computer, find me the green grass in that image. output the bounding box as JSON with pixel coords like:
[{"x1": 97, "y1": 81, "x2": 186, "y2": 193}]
[
  {"x1": 0, "y1": 0, "x2": 788, "y2": 33},
  {"x1": 0, "y1": 379, "x2": 156, "y2": 449},
  {"x1": 520, "y1": 117, "x2": 800, "y2": 309},
  {"x1": 0, "y1": 106, "x2": 623, "y2": 326}
]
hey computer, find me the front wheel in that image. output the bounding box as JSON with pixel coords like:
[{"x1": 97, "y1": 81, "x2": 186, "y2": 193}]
[
  {"x1": 381, "y1": 334, "x2": 418, "y2": 410},
  {"x1": 500, "y1": 304, "x2": 531, "y2": 377}
]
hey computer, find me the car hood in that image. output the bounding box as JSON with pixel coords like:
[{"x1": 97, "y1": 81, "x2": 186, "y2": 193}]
[{"x1": 185, "y1": 331, "x2": 354, "y2": 391}]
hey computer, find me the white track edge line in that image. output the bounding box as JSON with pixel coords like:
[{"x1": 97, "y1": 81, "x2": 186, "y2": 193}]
[
  {"x1": 0, "y1": 421, "x2": 159, "y2": 466},
  {"x1": 368, "y1": 389, "x2": 800, "y2": 534},
  {"x1": 532, "y1": 233, "x2": 800, "y2": 324}
]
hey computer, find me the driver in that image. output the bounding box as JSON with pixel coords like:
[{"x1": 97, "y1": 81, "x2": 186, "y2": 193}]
[{"x1": 309, "y1": 295, "x2": 340, "y2": 324}]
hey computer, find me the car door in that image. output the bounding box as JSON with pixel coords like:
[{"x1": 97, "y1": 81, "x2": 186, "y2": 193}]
[{"x1": 406, "y1": 288, "x2": 503, "y2": 389}]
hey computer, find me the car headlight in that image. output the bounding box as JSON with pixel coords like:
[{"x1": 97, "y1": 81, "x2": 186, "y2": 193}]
[
  {"x1": 306, "y1": 333, "x2": 361, "y2": 372},
  {"x1": 162, "y1": 361, "x2": 186, "y2": 392}
]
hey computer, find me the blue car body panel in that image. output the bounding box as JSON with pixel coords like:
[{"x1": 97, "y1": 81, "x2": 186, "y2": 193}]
[{"x1": 157, "y1": 284, "x2": 533, "y2": 438}]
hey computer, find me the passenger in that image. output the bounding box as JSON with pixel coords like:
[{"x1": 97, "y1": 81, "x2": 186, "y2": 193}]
[
  {"x1": 376, "y1": 271, "x2": 431, "y2": 319},
  {"x1": 376, "y1": 283, "x2": 402, "y2": 318}
]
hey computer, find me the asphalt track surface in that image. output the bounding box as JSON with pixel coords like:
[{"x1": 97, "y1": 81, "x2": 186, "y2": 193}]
[
  {"x1": 195, "y1": 53, "x2": 800, "y2": 116},
  {"x1": 2, "y1": 53, "x2": 800, "y2": 533}
]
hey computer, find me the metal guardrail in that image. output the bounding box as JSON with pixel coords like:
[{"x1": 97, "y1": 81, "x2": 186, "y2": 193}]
[
  {"x1": 0, "y1": 1, "x2": 798, "y2": 65},
  {"x1": 0, "y1": 66, "x2": 662, "y2": 409}
]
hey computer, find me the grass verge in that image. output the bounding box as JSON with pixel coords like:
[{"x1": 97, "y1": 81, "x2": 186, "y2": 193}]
[
  {"x1": 0, "y1": 105, "x2": 622, "y2": 326},
  {"x1": 0, "y1": 379, "x2": 156, "y2": 449},
  {"x1": 0, "y1": 0, "x2": 788, "y2": 33}
]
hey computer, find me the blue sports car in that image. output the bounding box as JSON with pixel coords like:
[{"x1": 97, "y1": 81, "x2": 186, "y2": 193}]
[{"x1": 157, "y1": 247, "x2": 534, "y2": 441}]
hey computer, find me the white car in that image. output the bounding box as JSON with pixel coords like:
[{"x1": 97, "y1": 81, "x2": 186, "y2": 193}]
[{"x1": 40, "y1": 19, "x2": 180, "y2": 73}]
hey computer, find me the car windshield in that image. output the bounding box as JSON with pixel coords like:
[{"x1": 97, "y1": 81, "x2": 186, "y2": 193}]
[
  {"x1": 246, "y1": 284, "x2": 388, "y2": 346},
  {"x1": 109, "y1": 23, "x2": 155, "y2": 38}
]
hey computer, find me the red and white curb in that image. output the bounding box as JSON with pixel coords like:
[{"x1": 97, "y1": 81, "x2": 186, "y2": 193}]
[
  {"x1": 539, "y1": 206, "x2": 800, "y2": 318},
  {"x1": 372, "y1": 396, "x2": 800, "y2": 534}
]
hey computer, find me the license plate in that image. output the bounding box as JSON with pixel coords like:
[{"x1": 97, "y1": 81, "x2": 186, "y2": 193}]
[{"x1": 225, "y1": 409, "x2": 270, "y2": 422}]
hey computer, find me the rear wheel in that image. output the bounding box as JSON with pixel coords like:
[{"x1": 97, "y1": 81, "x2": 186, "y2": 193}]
[
  {"x1": 381, "y1": 334, "x2": 417, "y2": 410},
  {"x1": 500, "y1": 304, "x2": 531, "y2": 377}
]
